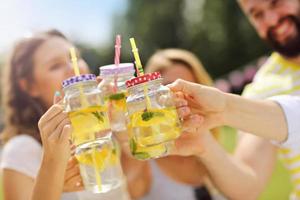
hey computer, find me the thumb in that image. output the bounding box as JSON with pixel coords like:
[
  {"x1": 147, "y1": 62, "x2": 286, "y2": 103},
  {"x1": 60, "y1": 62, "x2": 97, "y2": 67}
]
[
  {"x1": 96, "y1": 76, "x2": 102, "y2": 84},
  {"x1": 167, "y1": 79, "x2": 197, "y2": 96},
  {"x1": 53, "y1": 91, "x2": 62, "y2": 104}
]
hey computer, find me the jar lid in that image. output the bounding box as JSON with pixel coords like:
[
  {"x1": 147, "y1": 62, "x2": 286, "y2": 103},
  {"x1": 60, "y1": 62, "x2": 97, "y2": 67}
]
[
  {"x1": 126, "y1": 72, "x2": 161, "y2": 88},
  {"x1": 62, "y1": 74, "x2": 96, "y2": 88},
  {"x1": 99, "y1": 63, "x2": 135, "y2": 76}
]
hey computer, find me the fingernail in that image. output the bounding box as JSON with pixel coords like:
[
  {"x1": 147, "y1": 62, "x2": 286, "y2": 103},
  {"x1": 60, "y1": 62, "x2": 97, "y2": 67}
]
[
  {"x1": 180, "y1": 107, "x2": 189, "y2": 114},
  {"x1": 76, "y1": 182, "x2": 81, "y2": 187},
  {"x1": 178, "y1": 101, "x2": 187, "y2": 107},
  {"x1": 190, "y1": 114, "x2": 202, "y2": 122},
  {"x1": 54, "y1": 91, "x2": 61, "y2": 97}
]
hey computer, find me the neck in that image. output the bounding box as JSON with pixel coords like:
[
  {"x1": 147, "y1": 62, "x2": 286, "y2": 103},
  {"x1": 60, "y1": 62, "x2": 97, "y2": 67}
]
[{"x1": 282, "y1": 54, "x2": 300, "y2": 66}]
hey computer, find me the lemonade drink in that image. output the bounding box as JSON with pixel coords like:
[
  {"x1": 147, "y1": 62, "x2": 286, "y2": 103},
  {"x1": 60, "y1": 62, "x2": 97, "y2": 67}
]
[
  {"x1": 125, "y1": 72, "x2": 181, "y2": 160},
  {"x1": 69, "y1": 105, "x2": 111, "y2": 146},
  {"x1": 63, "y1": 74, "x2": 123, "y2": 193},
  {"x1": 129, "y1": 137, "x2": 175, "y2": 160},
  {"x1": 129, "y1": 108, "x2": 180, "y2": 147},
  {"x1": 98, "y1": 63, "x2": 135, "y2": 132},
  {"x1": 75, "y1": 139, "x2": 123, "y2": 193}
]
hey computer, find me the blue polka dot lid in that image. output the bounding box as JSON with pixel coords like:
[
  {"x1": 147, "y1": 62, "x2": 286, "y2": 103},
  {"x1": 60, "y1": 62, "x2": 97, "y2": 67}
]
[{"x1": 62, "y1": 74, "x2": 96, "y2": 88}]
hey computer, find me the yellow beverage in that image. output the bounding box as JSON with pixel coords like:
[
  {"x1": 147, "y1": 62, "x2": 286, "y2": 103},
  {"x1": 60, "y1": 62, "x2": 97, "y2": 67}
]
[
  {"x1": 68, "y1": 106, "x2": 111, "y2": 146},
  {"x1": 76, "y1": 143, "x2": 119, "y2": 171},
  {"x1": 76, "y1": 145, "x2": 111, "y2": 171},
  {"x1": 107, "y1": 92, "x2": 127, "y2": 111},
  {"x1": 127, "y1": 107, "x2": 180, "y2": 160},
  {"x1": 129, "y1": 138, "x2": 174, "y2": 160},
  {"x1": 128, "y1": 107, "x2": 181, "y2": 148},
  {"x1": 75, "y1": 140, "x2": 122, "y2": 193},
  {"x1": 105, "y1": 92, "x2": 128, "y2": 132}
]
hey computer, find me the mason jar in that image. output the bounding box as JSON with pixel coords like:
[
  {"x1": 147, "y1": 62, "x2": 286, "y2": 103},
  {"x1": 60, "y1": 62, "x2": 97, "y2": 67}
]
[
  {"x1": 62, "y1": 74, "x2": 124, "y2": 193},
  {"x1": 98, "y1": 63, "x2": 135, "y2": 132},
  {"x1": 125, "y1": 72, "x2": 181, "y2": 160}
]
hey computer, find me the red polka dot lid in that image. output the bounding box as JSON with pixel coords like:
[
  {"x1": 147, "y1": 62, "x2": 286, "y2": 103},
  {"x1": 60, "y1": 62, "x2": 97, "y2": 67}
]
[{"x1": 126, "y1": 72, "x2": 162, "y2": 88}]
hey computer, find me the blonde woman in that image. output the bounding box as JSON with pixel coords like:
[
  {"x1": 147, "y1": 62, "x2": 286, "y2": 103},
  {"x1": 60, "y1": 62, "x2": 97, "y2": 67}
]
[{"x1": 141, "y1": 48, "x2": 219, "y2": 200}]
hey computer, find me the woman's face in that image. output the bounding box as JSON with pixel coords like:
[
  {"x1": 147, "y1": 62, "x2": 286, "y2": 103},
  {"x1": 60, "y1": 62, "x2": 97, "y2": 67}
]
[
  {"x1": 160, "y1": 62, "x2": 197, "y2": 85},
  {"x1": 30, "y1": 36, "x2": 89, "y2": 108}
]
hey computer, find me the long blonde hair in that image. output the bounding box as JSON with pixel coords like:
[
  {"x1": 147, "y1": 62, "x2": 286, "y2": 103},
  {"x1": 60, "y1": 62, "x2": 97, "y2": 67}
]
[
  {"x1": 146, "y1": 48, "x2": 219, "y2": 137},
  {"x1": 146, "y1": 48, "x2": 213, "y2": 86}
]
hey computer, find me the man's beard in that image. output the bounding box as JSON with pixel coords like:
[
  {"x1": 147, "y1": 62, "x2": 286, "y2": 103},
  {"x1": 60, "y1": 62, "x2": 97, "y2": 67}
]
[{"x1": 266, "y1": 15, "x2": 300, "y2": 58}]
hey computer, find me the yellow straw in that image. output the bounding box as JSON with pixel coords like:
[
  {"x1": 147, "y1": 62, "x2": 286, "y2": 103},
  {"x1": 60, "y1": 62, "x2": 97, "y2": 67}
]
[
  {"x1": 69, "y1": 48, "x2": 89, "y2": 106},
  {"x1": 70, "y1": 48, "x2": 81, "y2": 76},
  {"x1": 129, "y1": 38, "x2": 152, "y2": 110},
  {"x1": 129, "y1": 38, "x2": 144, "y2": 76},
  {"x1": 69, "y1": 48, "x2": 102, "y2": 190},
  {"x1": 92, "y1": 148, "x2": 102, "y2": 191}
]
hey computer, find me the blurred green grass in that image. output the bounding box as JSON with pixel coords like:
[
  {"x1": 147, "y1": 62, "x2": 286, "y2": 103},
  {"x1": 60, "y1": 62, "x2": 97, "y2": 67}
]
[{"x1": 220, "y1": 126, "x2": 292, "y2": 200}]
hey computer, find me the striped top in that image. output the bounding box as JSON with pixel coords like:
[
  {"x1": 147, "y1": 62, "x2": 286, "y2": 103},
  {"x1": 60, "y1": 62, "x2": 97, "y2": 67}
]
[{"x1": 243, "y1": 53, "x2": 300, "y2": 200}]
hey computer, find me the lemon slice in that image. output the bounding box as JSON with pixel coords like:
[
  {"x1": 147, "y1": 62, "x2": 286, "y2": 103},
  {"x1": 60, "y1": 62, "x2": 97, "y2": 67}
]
[{"x1": 76, "y1": 147, "x2": 110, "y2": 171}]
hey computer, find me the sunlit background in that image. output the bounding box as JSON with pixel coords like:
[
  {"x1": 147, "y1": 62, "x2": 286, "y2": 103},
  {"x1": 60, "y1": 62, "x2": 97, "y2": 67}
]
[
  {"x1": 0, "y1": 0, "x2": 269, "y2": 81},
  {"x1": 0, "y1": 1, "x2": 290, "y2": 200},
  {"x1": 0, "y1": 0, "x2": 127, "y2": 52}
]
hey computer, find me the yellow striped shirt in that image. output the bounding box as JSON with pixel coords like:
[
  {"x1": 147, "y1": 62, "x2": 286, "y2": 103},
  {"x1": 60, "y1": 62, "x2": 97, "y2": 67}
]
[{"x1": 243, "y1": 53, "x2": 300, "y2": 199}]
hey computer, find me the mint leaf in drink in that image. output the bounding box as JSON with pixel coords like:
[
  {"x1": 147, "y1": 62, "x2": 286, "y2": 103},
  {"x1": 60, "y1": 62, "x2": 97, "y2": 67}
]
[
  {"x1": 134, "y1": 152, "x2": 151, "y2": 160},
  {"x1": 92, "y1": 111, "x2": 104, "y2": 122},
  {"x1": 141, "y1": 111, "x2": 164, "y2": 121},
  {"x1": 109, "y1": 93, "x2": 125, "y2": 101},
  {"x1": 129, "y1": 139, "x2": 137, "y2": 153},
  {"x1": 141, "y1": 111, "x2": 154, "y2": 121},
  {"x1": 112, "y1": 148, "x2": 116, "y2": 155}
]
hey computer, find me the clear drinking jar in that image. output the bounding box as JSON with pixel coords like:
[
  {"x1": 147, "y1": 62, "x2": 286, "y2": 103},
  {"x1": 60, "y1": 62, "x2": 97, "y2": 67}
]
[
  {"x1": 62, "y1": 74, "x2": 123, "y2": 193},
  {"x1": 98, "y1": 63, "x2": 135, "y2": 132},
  {"x1": 125, "y1": 72, "x2": 182, "y2": 160}
]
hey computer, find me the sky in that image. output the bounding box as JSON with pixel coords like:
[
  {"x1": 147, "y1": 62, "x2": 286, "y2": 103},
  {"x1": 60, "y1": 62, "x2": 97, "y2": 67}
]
[{"x1": 0, "y1": 0, "x2": 128, "y2": 53}]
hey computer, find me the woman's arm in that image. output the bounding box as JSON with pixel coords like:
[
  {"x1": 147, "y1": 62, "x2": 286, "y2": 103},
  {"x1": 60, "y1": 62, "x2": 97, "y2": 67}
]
[
  {"x1": 31, "y1": 103, "x2": 73, "y2": 200},
  {"x1": 197, "y1": 132, "x2": 276, "y2": 200},
  {"x1": 155, "y1": 156, "x2": 207, "y2": 186},
  {"x1": 31, "y1": 155, "x2": 68, "y2": 200}
]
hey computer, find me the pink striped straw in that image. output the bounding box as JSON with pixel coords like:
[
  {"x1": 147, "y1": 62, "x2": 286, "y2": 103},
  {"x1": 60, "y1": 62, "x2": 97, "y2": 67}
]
[
  {"x1": 114, "y1": 35, "x2": 121, "y2": 66},
  {"x1": 113, "y1": 35, "x2": 121, "y2": 93}
]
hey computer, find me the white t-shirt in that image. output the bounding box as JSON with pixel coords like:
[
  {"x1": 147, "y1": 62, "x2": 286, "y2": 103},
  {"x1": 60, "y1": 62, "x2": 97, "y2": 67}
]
[
  {"x1": 1, "y1": 134, "x2": 42, "y2": 178},
  {"x1": 1, "y1": 134, "x2": 78, "y2": 200},
  {"x1": 0, "y1": 134, "x2": 130, "y2": 200},
  {"x1": 270, "y1": 95, "x2": 300, "y2": 149}
]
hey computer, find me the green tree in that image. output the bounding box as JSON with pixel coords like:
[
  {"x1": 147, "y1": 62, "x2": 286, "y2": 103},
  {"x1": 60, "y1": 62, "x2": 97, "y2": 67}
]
[{"x1": 111, "y1": 0, "x2": 270, "y2": 78}]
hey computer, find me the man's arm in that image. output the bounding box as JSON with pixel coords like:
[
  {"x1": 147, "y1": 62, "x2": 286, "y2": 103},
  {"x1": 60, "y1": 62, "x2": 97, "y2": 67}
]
[{"x1": 223, "y1": 93, "x2": 287, "y2": 142}]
